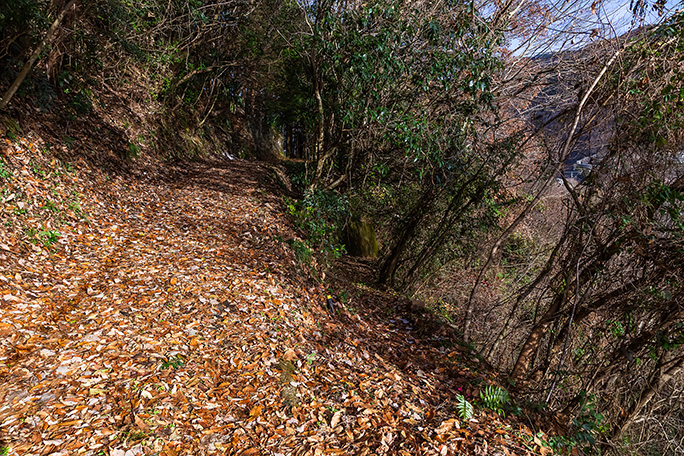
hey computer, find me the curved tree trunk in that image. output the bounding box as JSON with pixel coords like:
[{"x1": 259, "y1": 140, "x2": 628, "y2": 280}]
[
  {"x1": 378, "y1": 187, "x2": 435, "y2": 286},
  {"x1": 511, "y1": 281, "x2": 569, "y2": 380}
]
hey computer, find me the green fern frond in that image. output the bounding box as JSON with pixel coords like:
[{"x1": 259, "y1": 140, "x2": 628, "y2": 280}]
[
  {"x1": 481, "y1": 385, "x2": 510, "y2": 415},
  {"x1": 456, "y1": 394, "x2": 474, "y2": 420}
]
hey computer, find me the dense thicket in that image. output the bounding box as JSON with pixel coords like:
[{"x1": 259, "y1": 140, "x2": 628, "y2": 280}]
[{"x1": 1, "y1": 1, "x2": 683, "y2": 454}]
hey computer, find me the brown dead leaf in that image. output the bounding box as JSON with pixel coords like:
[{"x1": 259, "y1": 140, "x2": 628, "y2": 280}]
[
  {"x1": 163, "y1": 444, "x2": 179, "y2": 456},
  {"x1": 135, "y1": 414, "x2": 150, "y2": 430},
  {"x1": 330, "y1": 410, "x2": 342, "y2": 429},
  {"x1": 540, "y1": 447, "x2": 552, "y2": 456},
  {"x1": 57, "y1": 419, "x2": 82, "y2": 427},
  {"x1": 240, "y1": 448, "x2": 260, "y2": 456},
  {"x1": 283, "y1": 348, "x2": 297, "y2": 361}
]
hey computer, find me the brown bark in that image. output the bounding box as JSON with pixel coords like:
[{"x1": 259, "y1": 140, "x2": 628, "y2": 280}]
[
  {"x1": 486, "y1": 231, "x2": 568, "y2": 359},
  {"x1": 378, "y1": 187, "x2": 435, "y2": 286},
  {"x1": 510, "y1": 232, "x2": 632, "y2": 380},
  {"x1": 511, "y1": 281, "x2": 568, "y2": 381}
]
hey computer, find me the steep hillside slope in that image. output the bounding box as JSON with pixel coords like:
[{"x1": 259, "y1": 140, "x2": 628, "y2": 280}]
[{"x1": 1, "y1": 131, "x2": 555, "y2": 455}]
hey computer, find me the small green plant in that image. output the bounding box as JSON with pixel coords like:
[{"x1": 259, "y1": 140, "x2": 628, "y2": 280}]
[
  {"x1": 25, "y1": 227, "x2": 60, "y2": 247},
  {"x1": 160, "y1": 355, "x2": 185, "y2": 370},
  {"x1": 291, "y1": 239, "x2": 313, "y2": 265},
  {"x1": 547, "y1": 434, "x2": 577, "y2": 454},
  {"x1": 42, "y1": 200, "x2": 59, "y2": 213},
  {"x1": 68, "y1": 200, "x2": 81, "y2": 212},
  {"x1": 127, "y1": 142, "x2": 141, "y2": 158},
  {"x1": 68, "y1": 200, "x2": 87, "y2": 220},
  {"x1": 1, "y1": 445, "x2": 9, "y2": 455},
  {"x1": 570, "y1": 390, "x2": 606, "y2": 452},
  {"x1": 480, "y1": 385, "x2": 510, "y2": 416},
  {"x1": 306, "y1": 352, "x2": 317, "y2": 365},
  {"x1": 0, "y1": 161, "x2": 11, "y2": 180},
  {"x1": 456, "y1": 394, "x2": 474, "y2": 420},
  {"x1": 40, "y1": 230, "x2": 61, "y2": 247},
  {"x1": 30, "y1": 161, "x2": 46, "y2": 178}
]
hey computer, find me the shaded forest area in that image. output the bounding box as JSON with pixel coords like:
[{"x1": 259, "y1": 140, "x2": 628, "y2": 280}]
[{"x1": 1, "y1": 0, "x2": 683, "y2": 454}]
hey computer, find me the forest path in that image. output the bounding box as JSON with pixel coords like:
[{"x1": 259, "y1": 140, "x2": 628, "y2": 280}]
[{"x1": 1, "y1": 149, "x2": 529, "y2": 455}]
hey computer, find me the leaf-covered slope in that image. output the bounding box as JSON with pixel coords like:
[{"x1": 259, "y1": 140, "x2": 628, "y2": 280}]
[{"x1": 1, "y1": 134, "x2": 551, "y2": 455}]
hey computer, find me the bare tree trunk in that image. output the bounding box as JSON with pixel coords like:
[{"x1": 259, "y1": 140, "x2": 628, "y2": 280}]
[
  {"x1": 511, "y1": 276, "x2": 570, "y2": 380},
  {"x1": 486, "y1": 232, "x2": 567, "y2": 359},
  {"x1": 0, "y1": 0, "x2": 76, "y2": 111}
]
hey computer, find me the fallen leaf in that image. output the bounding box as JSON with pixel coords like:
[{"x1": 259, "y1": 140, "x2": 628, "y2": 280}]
[
  {"x1": 135, "y1": 414, "x2": 150, "y2": 430},
  {"x1": 240, "y1": 448, "x2": 259, "y2": 456},
  {"x1": 330, "y1": 410, "x2": 342, "y2": 429}
]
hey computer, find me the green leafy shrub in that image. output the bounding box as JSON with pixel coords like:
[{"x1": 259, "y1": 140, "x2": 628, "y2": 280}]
[
  {"x1": 25, "y1": 227, "x2": 61, "y2": 247},
  {"x1": 286, "y1": 189, "x2": 349, "y2": 260},
  {"x1": 127, "y1": 142, "x2": 141, "y2": 158},
  {"x1": 160, "y1": 355, "x2": 185, "y2": 370},
  {"x1": 569, "y1": 391, "x2": 607, "y2": 453},
  {"x1": 291, "y1": 239, "x2": 313, "y2": 265}
]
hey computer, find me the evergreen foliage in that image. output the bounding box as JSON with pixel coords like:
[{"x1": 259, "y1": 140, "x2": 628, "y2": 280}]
[{"x1": 456, "y1": 394, "x2": 474, "y2": 421}]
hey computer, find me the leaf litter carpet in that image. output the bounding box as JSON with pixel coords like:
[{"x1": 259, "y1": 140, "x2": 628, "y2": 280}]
[{"x1": 1, "y1": 140, "x2": 538, "y2": 455}]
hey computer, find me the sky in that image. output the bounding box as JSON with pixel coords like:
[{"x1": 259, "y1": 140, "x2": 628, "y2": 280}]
[{"x1": 508, "y1": 0, "x2": 682, "y2": 56}]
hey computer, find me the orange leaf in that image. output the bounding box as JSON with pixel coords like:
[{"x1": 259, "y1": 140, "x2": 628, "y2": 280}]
[
  {"x1": 57, "y1": 419, "x2": 82, "y2": 427},
  {"x1": 249, "y1": 405, "x2": 262, "y2": 418}
]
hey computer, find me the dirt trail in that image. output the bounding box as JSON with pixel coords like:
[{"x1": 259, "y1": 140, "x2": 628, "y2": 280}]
[{"x1": 1, "y1": 151, "x2": 531, "y2": 455}]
